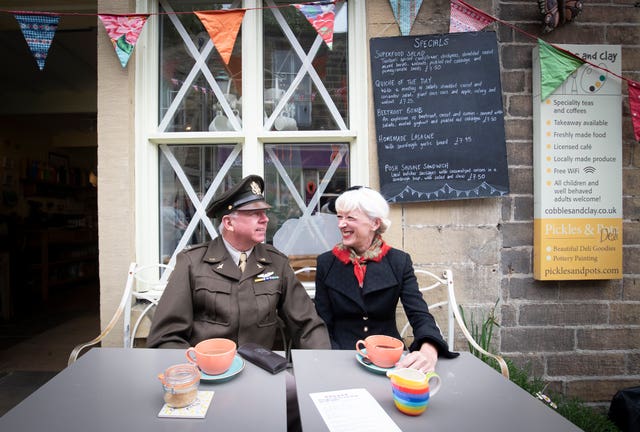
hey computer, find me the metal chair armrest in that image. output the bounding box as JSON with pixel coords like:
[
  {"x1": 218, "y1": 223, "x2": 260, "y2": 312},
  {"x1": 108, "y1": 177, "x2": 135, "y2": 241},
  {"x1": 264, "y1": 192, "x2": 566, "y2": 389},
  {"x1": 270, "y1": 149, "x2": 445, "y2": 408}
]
[
  {"x1": 67, "y1": 299, "x2": 126, "y2": 366},
  {"x1": 68, "y1": 262, "x2": 137, "y2": 365},
  {"x1": 446, "y1": 277, "x2": 509, "y2": 379}
]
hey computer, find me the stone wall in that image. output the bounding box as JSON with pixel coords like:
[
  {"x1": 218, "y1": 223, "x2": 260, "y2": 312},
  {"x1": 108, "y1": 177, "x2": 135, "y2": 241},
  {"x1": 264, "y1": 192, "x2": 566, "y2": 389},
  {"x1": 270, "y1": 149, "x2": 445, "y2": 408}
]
[{"x1": 368, "y1": 0, "x2": 640, "y2": 410}]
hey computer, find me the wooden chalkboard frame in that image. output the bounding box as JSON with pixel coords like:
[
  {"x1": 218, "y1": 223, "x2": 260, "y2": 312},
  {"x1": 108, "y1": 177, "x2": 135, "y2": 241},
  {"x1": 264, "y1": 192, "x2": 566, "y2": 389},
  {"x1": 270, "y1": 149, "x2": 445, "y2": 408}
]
[{"x1": 370, "y1": 31, "x2": 509, "y2": 203}]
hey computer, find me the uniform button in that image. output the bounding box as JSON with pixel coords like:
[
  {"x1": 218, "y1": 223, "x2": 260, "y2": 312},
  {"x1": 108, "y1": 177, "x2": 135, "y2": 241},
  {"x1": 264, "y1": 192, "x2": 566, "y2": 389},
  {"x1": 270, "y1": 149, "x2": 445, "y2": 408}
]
[
  {"x1": 364, "y1": 326, "x2": 369, "y2": 332},
  {"x1": 363, "y1": 316, "x2": 368, "y2": 321}
]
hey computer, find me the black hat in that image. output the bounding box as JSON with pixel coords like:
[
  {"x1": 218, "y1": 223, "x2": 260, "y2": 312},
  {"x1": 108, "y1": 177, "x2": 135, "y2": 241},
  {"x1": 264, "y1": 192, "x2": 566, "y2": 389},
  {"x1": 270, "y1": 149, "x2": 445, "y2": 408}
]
[
  {"x1": 326, "y1": 185, "x2": 365, "y2": 214},
  {"x1": 206, "y1": 175, "x2": 272, "y2": 218}
]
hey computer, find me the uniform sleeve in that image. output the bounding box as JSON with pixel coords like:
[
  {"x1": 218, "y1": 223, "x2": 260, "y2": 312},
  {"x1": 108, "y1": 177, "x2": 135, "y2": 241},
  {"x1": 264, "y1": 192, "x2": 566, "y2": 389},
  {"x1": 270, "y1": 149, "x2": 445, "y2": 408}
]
[
  {"x1": 278, "y1": 260, "x2": 330, "y2": 349},
  {"x1": 398, "y1": 253, "x2": 458, "y2": 358},
  {"x1": 147, "y1": 252, "x2": 195, "y2": 349}
]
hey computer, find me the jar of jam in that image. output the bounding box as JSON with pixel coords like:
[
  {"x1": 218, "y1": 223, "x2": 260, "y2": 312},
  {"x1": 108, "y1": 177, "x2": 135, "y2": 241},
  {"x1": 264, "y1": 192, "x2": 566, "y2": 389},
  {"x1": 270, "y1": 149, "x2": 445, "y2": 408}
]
[{"x1": 158, "y1": 363, "x2": 200, "y2": 408}]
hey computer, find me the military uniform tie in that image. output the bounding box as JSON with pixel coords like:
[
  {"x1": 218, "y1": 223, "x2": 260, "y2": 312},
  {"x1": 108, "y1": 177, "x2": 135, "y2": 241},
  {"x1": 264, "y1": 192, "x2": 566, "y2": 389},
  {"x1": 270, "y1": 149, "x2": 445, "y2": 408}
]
[{"x1": 238, "y1": 252, "x2": 247, "y2": 272}]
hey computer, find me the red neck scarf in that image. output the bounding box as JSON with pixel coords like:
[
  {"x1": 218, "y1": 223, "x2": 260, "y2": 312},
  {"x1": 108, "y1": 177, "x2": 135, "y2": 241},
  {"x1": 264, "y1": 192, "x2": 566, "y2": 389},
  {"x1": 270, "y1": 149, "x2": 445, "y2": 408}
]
[{"x1": 332, "y1": 235, "x2": 391, "y2": 287}]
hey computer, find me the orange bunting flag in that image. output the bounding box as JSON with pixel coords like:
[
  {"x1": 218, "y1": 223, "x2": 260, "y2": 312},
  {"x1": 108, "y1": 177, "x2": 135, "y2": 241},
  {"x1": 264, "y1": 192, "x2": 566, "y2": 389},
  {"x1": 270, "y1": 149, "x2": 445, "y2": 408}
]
[
  {"x1": 629, "y1": 80, "x2": 640, "y2": 142},
  {"x1": 98, "y1": 14, "x2": 149, "y2": 68},
  {"x1": 194, "y1": 10, "x2": 246, "y2": 65}
]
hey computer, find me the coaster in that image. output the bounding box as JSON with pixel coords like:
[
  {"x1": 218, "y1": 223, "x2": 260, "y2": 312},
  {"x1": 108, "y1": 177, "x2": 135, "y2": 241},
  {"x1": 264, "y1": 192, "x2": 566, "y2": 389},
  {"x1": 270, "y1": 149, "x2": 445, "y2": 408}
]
[{"x1": 158, "y1": 390, "x2": 214, "y2": 418}]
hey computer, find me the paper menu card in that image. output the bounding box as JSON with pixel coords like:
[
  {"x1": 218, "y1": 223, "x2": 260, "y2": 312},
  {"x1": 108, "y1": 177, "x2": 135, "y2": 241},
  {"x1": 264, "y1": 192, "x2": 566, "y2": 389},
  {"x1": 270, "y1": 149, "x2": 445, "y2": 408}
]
[
  {"x1": 309, "y1": 388, "x2": 401, "y2": 432},
  {"x1": 158, "y1": 390, "x2": 214, "y2": 418}
]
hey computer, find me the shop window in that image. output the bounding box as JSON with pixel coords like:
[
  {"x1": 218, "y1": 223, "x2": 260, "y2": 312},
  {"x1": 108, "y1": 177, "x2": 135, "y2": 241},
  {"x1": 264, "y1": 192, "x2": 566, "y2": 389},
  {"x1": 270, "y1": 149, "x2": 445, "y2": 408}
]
[{"x1": 151, "y1": 0, "x2": 353, "y2": 265}]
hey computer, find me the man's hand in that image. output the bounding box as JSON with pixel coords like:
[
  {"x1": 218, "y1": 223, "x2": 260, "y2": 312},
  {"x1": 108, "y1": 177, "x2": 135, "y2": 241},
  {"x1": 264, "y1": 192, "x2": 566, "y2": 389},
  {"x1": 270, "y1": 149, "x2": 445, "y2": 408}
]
[{"x1": 395, "y1": 342, "x2": 438, "y2": 373}]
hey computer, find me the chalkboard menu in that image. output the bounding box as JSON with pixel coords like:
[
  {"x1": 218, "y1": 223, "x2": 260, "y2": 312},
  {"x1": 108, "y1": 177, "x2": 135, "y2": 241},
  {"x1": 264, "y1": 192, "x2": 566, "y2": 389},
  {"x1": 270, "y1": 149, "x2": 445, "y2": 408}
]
[{"x1": 370, "y1": 31, "x2": 509, "y2": 203}]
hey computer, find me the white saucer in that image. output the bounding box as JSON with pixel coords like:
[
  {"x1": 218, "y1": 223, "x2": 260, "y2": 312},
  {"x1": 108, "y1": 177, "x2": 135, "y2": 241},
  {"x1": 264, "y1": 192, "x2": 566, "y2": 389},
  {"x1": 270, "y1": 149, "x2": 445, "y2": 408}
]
[{"x1": 200, "y1": 355, "x2": 245, "y2": 382}]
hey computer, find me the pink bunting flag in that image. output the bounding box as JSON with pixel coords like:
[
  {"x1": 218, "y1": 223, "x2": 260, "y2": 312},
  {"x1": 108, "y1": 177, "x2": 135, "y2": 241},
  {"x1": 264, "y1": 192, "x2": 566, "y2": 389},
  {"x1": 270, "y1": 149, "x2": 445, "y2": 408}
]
[
  {"x1": 293, "y1": 2, "x2": 336, "y2": 49},
  {"x1": 194, "y1": 10, "x2": 246, "y2": 65},
  {"x1": 98, "y1": 14, "x2": 149, "y2": 68},
  {"x1": 629, "y1": 80, "x2": 640, "y2": 142},
  {"x1": 449, "y1": 0, "x2": 495, "y2": 33},
  {"x1": 14, "y1": 13, "x2": 60, "y2": 71}
]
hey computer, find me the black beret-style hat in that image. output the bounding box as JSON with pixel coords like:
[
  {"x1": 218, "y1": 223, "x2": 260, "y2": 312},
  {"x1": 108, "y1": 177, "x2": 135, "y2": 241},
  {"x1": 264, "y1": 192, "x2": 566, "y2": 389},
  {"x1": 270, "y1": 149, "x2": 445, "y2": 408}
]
[{"x1": 206, "y1": 175, "x2": 272, "y2": 218}]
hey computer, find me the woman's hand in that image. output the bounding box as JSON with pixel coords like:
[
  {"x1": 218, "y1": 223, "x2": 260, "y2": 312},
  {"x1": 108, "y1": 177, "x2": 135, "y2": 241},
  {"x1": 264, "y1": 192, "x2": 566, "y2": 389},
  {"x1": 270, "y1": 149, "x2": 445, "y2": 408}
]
[{"x1": 395, "y1": 342, "x2": 438, "y2": 373}]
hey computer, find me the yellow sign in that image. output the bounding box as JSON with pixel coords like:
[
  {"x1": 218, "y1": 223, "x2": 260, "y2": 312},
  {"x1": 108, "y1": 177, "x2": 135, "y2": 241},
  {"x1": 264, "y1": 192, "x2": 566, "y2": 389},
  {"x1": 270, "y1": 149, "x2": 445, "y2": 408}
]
[
  {"x1": 532, "y1": 44, "x2": 622, "y2": 280},
  {"x1": 534, "y1": 218, "x2": 621, "y2": 280}
]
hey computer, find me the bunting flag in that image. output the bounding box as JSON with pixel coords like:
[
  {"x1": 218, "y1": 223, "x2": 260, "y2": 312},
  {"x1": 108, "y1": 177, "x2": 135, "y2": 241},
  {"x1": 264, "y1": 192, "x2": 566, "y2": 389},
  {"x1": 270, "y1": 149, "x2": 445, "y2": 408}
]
[
  {"x1": 98, "y1": 14, "x2": 149, "y2": 68},
  {"x1": 629, "y1": 80, "x2": 640, "y2": 141},
  {"x1": 538, "y1": 39, "x2": 584, "y2": 100},
  {"x1": 195, "y1": 10, "x2": 246, "y2": 66},
  {"x1": 449, "y1": 0, "x2": 495, "y2": 33},
  {"x1": 14, "y1": 13, "x2": 60, "y2": 71},
  {"x1": 388, "y1": 0, "x2": 423, "y2": 36},
  {"x1": 293, "y1": 3, "x2": 336, "y2": 49}
]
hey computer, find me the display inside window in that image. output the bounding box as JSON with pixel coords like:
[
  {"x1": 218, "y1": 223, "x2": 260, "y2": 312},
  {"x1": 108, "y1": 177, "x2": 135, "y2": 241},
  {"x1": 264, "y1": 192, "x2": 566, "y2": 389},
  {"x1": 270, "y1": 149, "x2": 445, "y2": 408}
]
[
  {"x1": 263, "y1": 1, "x2": 349, "y2": 131},
  {"x1": 264, "y1": 143, "x2": 349, "y2": 255},
  {"x1": 159, "y1": 144, "x2": 242, "y2": 264},
  {"x1": 158, "y1": 0, "x2": 242, "y2": 133}
]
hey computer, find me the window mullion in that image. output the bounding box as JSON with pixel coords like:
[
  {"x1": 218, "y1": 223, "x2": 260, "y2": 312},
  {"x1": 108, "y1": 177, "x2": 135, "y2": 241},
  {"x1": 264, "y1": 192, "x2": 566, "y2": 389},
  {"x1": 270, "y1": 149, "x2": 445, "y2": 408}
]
[{"x1": 241, "y1": 0, "x2": 263, "y2": 176}]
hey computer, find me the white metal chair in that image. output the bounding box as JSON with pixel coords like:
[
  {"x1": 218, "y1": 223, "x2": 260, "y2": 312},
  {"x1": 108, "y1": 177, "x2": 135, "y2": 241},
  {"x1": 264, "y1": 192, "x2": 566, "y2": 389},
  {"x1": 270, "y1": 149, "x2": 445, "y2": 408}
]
[
  {"x1": 400, "y1": 269, "x2": 509, "y2": 379},
  {"x1": 68, "y1": 262, "x2": 173, "y2": 365},
  {"x1": 293, "y1": 266, "x2": 317, "y2": 298}
]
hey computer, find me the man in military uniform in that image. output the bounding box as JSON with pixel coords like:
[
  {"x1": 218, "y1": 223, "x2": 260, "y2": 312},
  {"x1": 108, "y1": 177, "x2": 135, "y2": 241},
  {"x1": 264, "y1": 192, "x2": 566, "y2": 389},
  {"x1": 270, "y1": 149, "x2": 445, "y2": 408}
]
[
  {"x1": 148, "y1": 175, "x2": 329, "y2": 431},
  {"x1": 148, "y1": 174, "x2": 330, "y2": 350}
]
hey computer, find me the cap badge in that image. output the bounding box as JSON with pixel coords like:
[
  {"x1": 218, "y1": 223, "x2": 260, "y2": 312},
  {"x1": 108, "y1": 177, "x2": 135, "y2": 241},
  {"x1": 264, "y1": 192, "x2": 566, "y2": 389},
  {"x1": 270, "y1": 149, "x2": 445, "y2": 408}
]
[{"x1": 250, "y1": 181, "x2": 262, "y2": 196}]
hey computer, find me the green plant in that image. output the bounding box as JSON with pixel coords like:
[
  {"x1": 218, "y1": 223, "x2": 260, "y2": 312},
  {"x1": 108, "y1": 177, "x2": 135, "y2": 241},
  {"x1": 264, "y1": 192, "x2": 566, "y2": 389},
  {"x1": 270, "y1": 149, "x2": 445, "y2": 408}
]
[
  {"x1": 458, "y1": 301, "x2": 620, "y2": 432},
  {"x1": 458, "y1": 299, "x2": 500, "y2": 365}
]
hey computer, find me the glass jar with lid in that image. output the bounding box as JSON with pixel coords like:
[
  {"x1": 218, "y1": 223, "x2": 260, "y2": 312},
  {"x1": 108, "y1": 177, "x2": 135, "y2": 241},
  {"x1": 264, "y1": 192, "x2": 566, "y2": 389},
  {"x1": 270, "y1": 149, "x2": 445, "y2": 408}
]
[{"x1": 158, "y1": 363, "x2": 200, "y2": 408}]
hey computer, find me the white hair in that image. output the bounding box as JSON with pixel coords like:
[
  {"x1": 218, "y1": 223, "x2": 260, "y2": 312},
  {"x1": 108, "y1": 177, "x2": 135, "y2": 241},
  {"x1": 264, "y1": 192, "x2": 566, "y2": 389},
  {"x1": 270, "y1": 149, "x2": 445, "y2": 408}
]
[{"x1": 335, "y1": 187, "x2": 391, "y2": 234}]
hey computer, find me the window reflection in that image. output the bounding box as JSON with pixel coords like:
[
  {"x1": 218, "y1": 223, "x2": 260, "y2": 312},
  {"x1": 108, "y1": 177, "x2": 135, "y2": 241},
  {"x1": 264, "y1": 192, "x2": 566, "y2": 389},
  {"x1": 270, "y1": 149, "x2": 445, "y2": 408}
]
[
  {"x1": 263, "y1": 1, "x2": 348, "y2": 131},
  {"x1": 159, "y1": 1, "x2": 242, "y2": 132},
  {"x1": 159, "y1": 145, "x2": 242, "y2": 264},
  {"x1": 265, "y1": 143, "x2": 348, "y2": 254}
]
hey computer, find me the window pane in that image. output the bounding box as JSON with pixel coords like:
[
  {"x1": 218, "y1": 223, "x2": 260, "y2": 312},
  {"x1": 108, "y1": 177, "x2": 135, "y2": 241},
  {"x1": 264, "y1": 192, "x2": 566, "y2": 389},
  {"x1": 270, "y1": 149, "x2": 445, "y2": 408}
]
[
  {"x1": 263, "y1": 1, "x2": 348, "y2": 131},
  {"x1": 159, "y1": 144, "x2": 242, "y2": 263},
  {"x1": 159, "y1": 1, "x2": 242, "y2": 132},
  {"x1": 264, "y1": 143, "x2": 349, "y2": 255}
]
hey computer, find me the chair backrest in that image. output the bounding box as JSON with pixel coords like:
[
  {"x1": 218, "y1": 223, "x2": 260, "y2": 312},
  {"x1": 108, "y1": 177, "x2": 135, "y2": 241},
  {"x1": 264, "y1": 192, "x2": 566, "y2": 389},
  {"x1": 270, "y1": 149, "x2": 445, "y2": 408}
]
[
  {"x1": 293, "y1": 266, "x2": 317, "y2": 298},
  {"x1": 399, "y1": 269, "x2": 509, "y2": 379},
  {"x1": 68, "y1": 262, "x2": 173, "y2": 365},
  {"x1": 399, "y1": 269, "x2": 455, "y2": 351},
  {"x1": 124, "y1": 263, "x2": 173, "y2": 348}
]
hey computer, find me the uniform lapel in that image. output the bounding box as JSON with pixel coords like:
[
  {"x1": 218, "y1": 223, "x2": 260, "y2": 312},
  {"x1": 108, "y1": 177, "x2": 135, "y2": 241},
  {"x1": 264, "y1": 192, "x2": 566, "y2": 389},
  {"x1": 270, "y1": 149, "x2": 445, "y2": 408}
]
[{"x1": 202, "y1": 237, "x2": 241, "y2": 280}]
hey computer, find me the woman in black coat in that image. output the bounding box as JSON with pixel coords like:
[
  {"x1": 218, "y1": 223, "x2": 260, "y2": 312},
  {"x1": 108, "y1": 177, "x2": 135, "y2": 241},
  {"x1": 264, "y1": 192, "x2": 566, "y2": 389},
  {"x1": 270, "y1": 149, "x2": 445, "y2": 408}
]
[{"x1": 315, "y1": 187, "x2": 458, "y2": 372}]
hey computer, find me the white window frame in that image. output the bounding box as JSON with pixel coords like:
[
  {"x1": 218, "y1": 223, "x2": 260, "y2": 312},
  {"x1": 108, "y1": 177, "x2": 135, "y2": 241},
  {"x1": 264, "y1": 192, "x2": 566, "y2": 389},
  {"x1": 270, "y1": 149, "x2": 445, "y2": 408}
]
[{"x1": 134, "y1": 0, "x2": 369, "y2": 266}]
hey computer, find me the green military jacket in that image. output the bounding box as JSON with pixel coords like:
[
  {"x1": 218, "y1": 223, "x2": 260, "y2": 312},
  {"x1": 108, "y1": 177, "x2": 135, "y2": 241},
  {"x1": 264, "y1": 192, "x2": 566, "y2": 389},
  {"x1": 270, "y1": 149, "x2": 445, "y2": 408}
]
[{"x1": 147, "y1": 236, "x2": 330, "y2": 350}]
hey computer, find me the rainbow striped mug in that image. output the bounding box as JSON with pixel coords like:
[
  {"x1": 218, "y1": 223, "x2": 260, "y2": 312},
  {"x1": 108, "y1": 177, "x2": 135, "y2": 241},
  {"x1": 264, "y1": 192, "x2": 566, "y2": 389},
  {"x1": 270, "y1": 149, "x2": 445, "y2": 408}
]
[{"x1": 386, "y1": 368, "x2": 441, "y2": 416}]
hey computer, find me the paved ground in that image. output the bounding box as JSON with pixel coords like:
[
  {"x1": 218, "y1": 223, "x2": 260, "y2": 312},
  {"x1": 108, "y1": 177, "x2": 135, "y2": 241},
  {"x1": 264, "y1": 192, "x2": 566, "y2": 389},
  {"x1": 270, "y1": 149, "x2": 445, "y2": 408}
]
[{"x1": 0, "y1": 287, "x2": 99, "y2": 417}]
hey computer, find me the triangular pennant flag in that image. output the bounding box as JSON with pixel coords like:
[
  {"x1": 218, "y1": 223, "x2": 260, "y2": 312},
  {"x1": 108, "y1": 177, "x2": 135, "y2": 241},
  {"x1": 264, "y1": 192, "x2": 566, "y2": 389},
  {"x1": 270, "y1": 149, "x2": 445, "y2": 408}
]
[
  {"x1": 98, "y1": 14, "x2": 149, "y2": 68},
  {"x1": 194, "y1": 10, "x2": 246, "y2": 66},
  {"x1": 449, "y1": 0, "x2": 495, "y2": 33},
  {"x1": 388, "y1": 0, "x2": 424, "y2": 36},
  {"x1": 538, "y1": 39, "x2": 584, "y2": 100},
  {"x1": 293, "y1": 3, "x2": 336, "y2": 49},
  {"x1": 14, "y1": 13, "x2": 60, "y2": 71},
  {"x1": 628, "y1": 80, "x2": 640, "y2": 142}
]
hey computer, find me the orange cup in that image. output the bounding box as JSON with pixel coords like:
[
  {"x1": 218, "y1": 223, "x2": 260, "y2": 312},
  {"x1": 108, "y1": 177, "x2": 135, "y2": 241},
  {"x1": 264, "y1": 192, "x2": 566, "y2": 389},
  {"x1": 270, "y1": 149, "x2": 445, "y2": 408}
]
[
  {"x1": 355, "y1": 335, "x2": 404, "y2": 368},
  {"x1": 185, "y1": 338, "x2": 236, "y2": 375}
]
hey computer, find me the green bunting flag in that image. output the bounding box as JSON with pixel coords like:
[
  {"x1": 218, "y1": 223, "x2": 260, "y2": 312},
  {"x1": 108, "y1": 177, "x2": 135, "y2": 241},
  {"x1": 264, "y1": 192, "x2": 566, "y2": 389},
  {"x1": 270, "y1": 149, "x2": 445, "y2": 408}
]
[{"x1": 538, "y1": 38, "x2": 585, "y2": 100}]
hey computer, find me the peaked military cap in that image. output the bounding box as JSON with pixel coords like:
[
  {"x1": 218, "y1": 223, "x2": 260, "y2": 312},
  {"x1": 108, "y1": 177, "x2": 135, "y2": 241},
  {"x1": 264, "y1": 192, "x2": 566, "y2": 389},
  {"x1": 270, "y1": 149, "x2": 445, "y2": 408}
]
[{"x1": 206, "y1": 175, "x2": 272, "y2": 218}]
